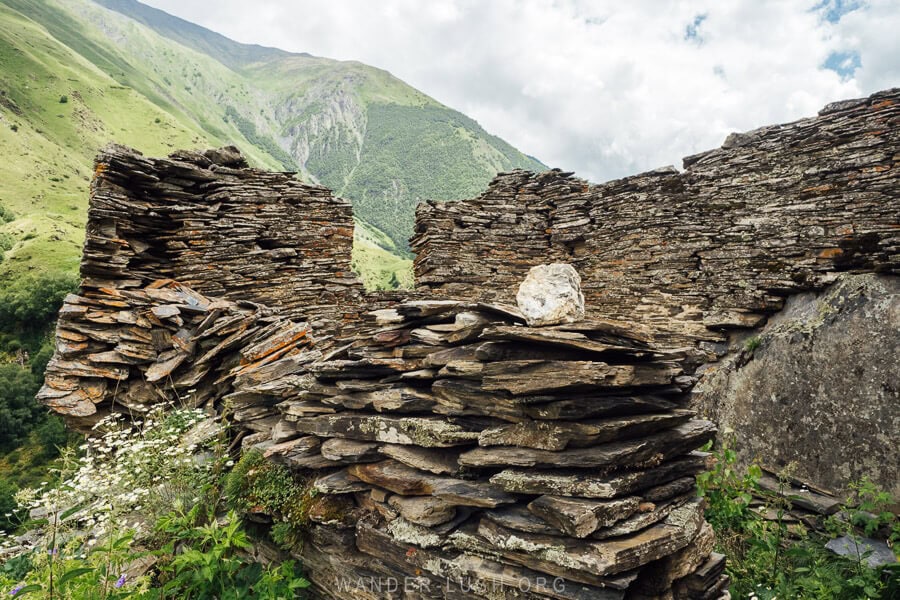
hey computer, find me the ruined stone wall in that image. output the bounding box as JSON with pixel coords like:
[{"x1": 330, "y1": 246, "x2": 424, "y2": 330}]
[
  {"x1": 83, "y1": 145, "x2": 364, "y2": 331},
  {"x1": 413, "y1": 89, "x2": 900, "y2": 349}
]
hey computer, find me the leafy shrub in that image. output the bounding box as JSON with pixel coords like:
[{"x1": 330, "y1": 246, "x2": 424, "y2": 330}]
[
  {"x1": 698, "y1": 441, "x2": 899, "y2": 599},
  {"x1": 152, "y1": 506, "x2": 309, "y2": 599},
  {"x1": 0, "y1": 364, "x2": 41, "y2": 452},
  {"x1": 0, "y1": 271, "x2": 78, "y2": 343},
  {"x1": 0, "y1": 405, "x2": 310, "y2": 598},
  {"x1": 0, "y1": 208, "x2": 15, "y2": 224},
  {"x1": 58, "y1": 95, "x2": 68, "y2": 104}
]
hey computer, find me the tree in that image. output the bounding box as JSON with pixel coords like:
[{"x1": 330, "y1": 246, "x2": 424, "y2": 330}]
[{"x1": 0, "y1": 364, "x2": 41, "y2": 452}]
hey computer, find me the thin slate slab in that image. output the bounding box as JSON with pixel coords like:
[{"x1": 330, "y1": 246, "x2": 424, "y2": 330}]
[
  {"x1": 460, "y1": 420, "x2": 716, "y2": 469},
  {"x1": 292, "y1": 413, "x2": 481, "y2": 447},
  {"x1": 477, "y1": 410, "x2": 695, "y2": 451},
  {"x1": 347, "y1": 460, "x2": 518, "y2": 508},
  {"x1": 481, "y1": 360, "x2": 681, "y2": 395},
  {"x1": 489, "y1": 453, "x2": 711, "y2": 498}
]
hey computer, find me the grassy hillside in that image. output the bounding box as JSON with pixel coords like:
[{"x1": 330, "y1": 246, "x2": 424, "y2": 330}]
[
  {"x1": 0, "y1": 1, "x2": 209, "y2": 282},
  {"x1": 0, "y1": 0, "x2": 544, "y2": 295},
  {"x1": 77, "y1": 0, "x2": 547, "y2": 251}
]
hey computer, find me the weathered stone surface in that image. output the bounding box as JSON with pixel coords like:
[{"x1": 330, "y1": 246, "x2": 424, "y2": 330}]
[
  {"x1": 347, "y1": 460, "x2": 518, "y2": 508},
  {"x1": 693, "y1": 273, "x2": 900, "y2": 497},
  {"x1": 387, "y1": 494, "x2": 457, "y2": 526},
  {"x1": 516, "y1": 263, "x2": 585, "y2": 326},
  {"x1": 476, "y1": 499, "x2": 705, "y2": 577},
  {"x1": 825, "y1": 535, "x2": 898, "y2": 568},
  {"x1": 378, "y1": 444, "x2": 462, "y2": 475},
  {"x1": 481, "y1": 360, "x2": 681, "y2": 395},
  {"x1": 357, "y1": 521, "x2": 626, "y2": 599},
  {"x1": 477, "y1": 410, "x2": 694, "y2": 451},
  {"x1": 319, "y1": 438, "x2": 382, "y2": 463},
  {"x1": 313, "y1": 470, "x2": 371, "y2": 495},
  {"x1": 490, "y1": 453, "x2": 711, "y2": 498},
  {"x1": 292, "y1": 413, "x2": 481, "y2": 447},
  {"x1": 459, "y1": 421, "x2": 715, "y2": 468},
  {"x1": 527, "y1": 495, "x2": 641, "y2": 538}
]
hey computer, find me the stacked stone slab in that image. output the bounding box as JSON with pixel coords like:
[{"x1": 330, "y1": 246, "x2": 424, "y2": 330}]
[
  {"x1": 83, "y1": 144, "x2": 364, "y2": 331},
  {"x1": 37, "y1": 280, "x2": 316, "y2": 429},
  {"x1": 412, "y1": 89, "x2": 900, "y2": 348},
  {"x1": 263, "y1": 300, "x2": 726, "y2": 599}
]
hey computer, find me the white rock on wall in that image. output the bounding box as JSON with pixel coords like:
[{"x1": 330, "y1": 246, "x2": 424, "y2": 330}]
[{"x1": 516, "y1": 263, "x2": 585, "y2": 327}]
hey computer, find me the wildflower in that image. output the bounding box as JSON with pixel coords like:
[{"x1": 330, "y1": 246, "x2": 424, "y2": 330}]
[
  {"x1": 9, "y1": 585, "x2": 23, "y2": 596},
  {"x1": 114, "y1": 574, "x2": 127, "y2": 588}
]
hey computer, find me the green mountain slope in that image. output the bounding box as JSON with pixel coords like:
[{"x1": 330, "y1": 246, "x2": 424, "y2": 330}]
[
  {"x1": 92, "y1": 0, "x2": 546, "y2": 252},
  {"x1": 0, "y1": 0, "x2": 544, "y2": 293}
]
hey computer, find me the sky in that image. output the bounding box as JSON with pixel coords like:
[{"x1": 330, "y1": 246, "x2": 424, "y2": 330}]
[{"x1": 142, "y1": 0, "x2": 900, "y2": 183}]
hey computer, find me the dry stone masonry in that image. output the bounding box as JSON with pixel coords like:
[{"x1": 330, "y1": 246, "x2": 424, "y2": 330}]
[
  {"x1": 37, "y1": 280, "x2": 315, "y2": 430},
  {"x1": 83, "y1": 145, "x2": 363, "y2": 331},
  {"x1": 40, "y1": 285, "x2": 730, "y2": 598},
  {"x1": 37, "y1": 88, "x2": 900, "y2": 598},
  {"x1": 413, "y1": 89, "x2": 900, "y2": 348},
  {"x1": 274, "y1": 299, "x2": 726, "y2": 599}
]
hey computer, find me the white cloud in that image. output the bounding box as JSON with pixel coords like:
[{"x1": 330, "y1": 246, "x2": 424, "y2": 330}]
[{"x1": 142, "y1": 0, "x2": 898, "y2": 183}]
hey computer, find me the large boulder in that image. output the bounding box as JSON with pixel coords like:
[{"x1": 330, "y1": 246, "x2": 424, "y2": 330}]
[
  {"x1": 516, "y1": 263, "x2": 585, "y2": 327},
  {"x1": 692, "y1": 273, "x2": 899, "y2": 497}
]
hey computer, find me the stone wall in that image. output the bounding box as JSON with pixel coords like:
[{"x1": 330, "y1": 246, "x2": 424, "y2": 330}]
[
  {"x1": 40, "y1": 286, "x2": 730, "y2": 598},
  {"x1": 83, "y1": 145, "x2": 364, "y2": 331},
  {"x1": 413, "y1": 89, "x2": 900, "y2": 349}
]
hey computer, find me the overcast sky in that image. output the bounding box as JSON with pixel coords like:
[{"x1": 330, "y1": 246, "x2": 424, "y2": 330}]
[{"x1": 142, "y1": 0, "x2": 899, "y2": 183}]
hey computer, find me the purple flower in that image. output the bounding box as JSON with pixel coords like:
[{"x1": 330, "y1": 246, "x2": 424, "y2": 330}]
[
  {"x1": 114, "y1": 574, "x2": 126, "y2": 589},
  {"x1": 9, "y1": 586, "x2": 23, "y2": 597},
  {"x1": 48, "y1": 548, "x2": 58, "y2": 556}
]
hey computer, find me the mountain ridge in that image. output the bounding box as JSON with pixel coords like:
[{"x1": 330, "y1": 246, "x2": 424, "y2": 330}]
[{"x1": 0, "y1": 0, "x2": 544, "y2": 290}]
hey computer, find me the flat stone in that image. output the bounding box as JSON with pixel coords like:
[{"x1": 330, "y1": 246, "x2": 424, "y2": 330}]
[
  {"x1": 528, "y1": 495, "x2": 641, "y2": 538},
  {"x1": 825, "y1": 536, "x2": 898, "y2": 568},
  {"x1": 348, "y1": 460, "x2": 518, "y2": 508},
  {"x1": 461, "y1": 420, "x2": 716, "y2": 469}
]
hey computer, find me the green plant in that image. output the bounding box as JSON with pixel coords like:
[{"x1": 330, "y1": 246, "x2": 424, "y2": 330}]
[
  {"x1": 696, "y1": 437, "x2": 761, "y2": 531},
  {"x1": 0, "y1": 404, "x2": 312, "y2": 598},
  {"x1": 58, "y1": 95, "x2": 68, "y2": 104},
  {"x1": 0, "y1": 364, "x2": 42, "y2": 452},
  {"x1": 270, "y1": 521, "x2": 305, "y2": 553},
  {"x1": 698, "y1": 440, "x2": 898, "y2": 599},
  {"x1": 224, "y1": 450, "x2": 318, "y2": 530},
  {"x1": 744, "y1": 336, "x2": 761, "y2": 352},
  {"x1": 152, "y1": 506, "x2": 309, "y2": 599}
]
